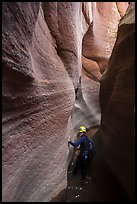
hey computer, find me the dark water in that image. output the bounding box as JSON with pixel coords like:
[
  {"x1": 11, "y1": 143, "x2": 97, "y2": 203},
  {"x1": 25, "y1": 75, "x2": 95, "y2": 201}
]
[
  {"x1": 52, "y1": 128, "x2": 100, "y2": 202},
  {"x1": 66, "y1": 152, "x2": 100, "y2": 202}
]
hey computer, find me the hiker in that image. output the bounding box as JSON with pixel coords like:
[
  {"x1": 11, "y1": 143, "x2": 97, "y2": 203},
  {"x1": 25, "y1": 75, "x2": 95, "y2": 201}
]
[{"x1": 68, "y1": 125, "x2": 95, "y2": 183}]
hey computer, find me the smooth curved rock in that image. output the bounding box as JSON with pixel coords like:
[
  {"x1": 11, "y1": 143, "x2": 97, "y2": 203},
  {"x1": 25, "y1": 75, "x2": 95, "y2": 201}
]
[
  {"x1": 92, "y1": 2, "x2": 135, "y2": 201},
  {"x1": 2, "y1": 2, "x2": 78, "y2": 202},
  {"x1": 70, "y1": 2, "x2": 128, "y2": 135},
  {"x1": 2, "y1": 2, "x2": 131, "y2": 202},
  {"x1": 82, "y1": 2, "x2": 129, "y2": 76}
]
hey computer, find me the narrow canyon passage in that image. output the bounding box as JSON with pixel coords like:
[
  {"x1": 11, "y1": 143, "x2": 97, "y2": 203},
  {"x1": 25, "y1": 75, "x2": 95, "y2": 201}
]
[
  {"x1": 67, "y1": 156, "x2": 98, "y2": 202},
  {"x1": 66, "y1": 127, "x2": 99, "y2": 202},
  {"x1": 2, "y1": 2, "x2": 135, "y2": 202}
]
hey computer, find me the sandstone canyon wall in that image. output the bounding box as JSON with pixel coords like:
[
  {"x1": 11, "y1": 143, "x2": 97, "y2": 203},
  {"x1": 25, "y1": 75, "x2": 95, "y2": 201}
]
[
  {"x1": 68, "y1": 2, "x2": 129, "y2": 136},
  {"x1": 2, "y1": 2, "x2": 132, "y2": 202},
  {"x1": 91, "y1": 2, "x2": 135, "y2": 201}
]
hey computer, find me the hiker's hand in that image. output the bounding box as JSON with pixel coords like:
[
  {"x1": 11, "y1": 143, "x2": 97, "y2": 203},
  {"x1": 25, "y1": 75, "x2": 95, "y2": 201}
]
[
  {"x1": 67, "y1": 137, "x2": 71, "y2": 142},
  {"x1": 67, "y1": 137, "x2": 70, "y2": 142}
]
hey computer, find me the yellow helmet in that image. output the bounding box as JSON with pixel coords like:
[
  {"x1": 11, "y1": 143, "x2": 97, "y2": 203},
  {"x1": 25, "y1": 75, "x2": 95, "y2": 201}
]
[{"x1": 78, "y1": 125, "x2": 87, "y2": 133}]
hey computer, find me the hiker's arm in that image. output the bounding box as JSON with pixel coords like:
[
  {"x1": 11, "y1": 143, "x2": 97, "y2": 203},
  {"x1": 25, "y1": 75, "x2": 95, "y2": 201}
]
[{"x1": 68, "y1": 137, "x2": 84, "y2": 147}]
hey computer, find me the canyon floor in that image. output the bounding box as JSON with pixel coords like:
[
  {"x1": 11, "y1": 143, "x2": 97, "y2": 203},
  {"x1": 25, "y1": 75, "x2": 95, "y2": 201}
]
[{"x1": 66, "y1": 151, "x2": 100, "y2": 202}]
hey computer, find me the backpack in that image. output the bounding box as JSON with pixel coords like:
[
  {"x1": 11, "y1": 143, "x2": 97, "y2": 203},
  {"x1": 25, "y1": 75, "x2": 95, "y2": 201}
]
[{"x1": 84, "y1": 137, "x2": 96, "y2": 160}]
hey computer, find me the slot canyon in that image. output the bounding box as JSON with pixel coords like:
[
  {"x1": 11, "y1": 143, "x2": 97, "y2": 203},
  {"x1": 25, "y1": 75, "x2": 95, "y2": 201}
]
[{"x1": 2, "y1": 2, "x2": 135, "y2": 202}]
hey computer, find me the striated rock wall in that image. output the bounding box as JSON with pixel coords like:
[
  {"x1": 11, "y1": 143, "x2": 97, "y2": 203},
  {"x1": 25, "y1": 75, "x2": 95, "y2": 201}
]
[
  {"x1": 2, "y1": 2, "x2": 79, "y2": 202},
  {"x1": 69, "y1": 2, "x2": 128, "y2": 137},
  {"x1": 2, "y1": 2, "x2": 93, "y2": 202},
  {"x1": 92, "y1": 2, "x2": 135, "y2": 201},
  {"x1": 2, "y1": 2, "x2": 130, "y2": 202}
]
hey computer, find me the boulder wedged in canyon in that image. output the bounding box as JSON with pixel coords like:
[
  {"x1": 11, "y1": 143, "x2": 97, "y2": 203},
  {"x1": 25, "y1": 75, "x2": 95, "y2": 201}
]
[
  {"x1": 2, "y1": 2, "x2": 131, "y2": 202},
  {"x1": 91, "y1": 2, "x2": 135, "y2": 202}
]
